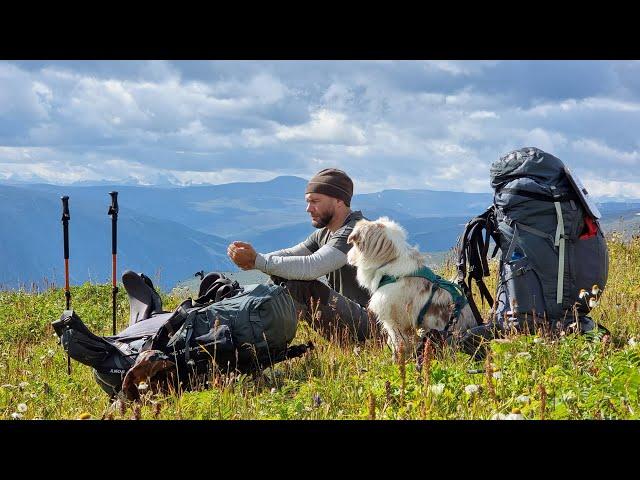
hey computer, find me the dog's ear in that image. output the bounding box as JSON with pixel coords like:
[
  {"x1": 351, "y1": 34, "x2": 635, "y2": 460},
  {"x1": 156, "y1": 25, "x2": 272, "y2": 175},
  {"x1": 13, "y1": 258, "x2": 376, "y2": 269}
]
[
  {"x1": 348, "y1": 220, "x2": 370, "y2": 246},
  {"x1": 355, "y1": 221, "x2": 398, "y2": 265}
]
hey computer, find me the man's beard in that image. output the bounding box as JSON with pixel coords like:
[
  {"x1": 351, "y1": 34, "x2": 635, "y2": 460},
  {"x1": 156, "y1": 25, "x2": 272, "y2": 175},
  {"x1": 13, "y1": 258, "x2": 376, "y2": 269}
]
[{"x1": 311, "y1": 211, "x2": 333, "y2": 229}]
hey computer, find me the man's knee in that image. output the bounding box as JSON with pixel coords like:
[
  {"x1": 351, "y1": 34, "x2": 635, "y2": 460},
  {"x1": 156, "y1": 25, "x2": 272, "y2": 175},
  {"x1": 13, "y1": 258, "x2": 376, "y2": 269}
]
[
  {"x1": 279, "y1": 279, "x2": 312, "y2": 289},
  {"x1": 273, "y1": 277, "x2": 329, "y2": 305}
]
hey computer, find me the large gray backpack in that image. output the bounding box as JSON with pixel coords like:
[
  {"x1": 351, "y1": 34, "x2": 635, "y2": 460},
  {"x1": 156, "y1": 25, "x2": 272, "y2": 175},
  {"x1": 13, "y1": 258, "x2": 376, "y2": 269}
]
[{"x1": 456, "y1": 147, "x2": 609, "y2": 344}]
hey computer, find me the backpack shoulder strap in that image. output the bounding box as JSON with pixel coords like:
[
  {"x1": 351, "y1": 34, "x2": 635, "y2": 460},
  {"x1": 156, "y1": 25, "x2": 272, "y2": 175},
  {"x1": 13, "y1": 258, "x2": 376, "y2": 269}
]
[{"x1": 456, "y1": 206, "x2": 500, "y2": 325}]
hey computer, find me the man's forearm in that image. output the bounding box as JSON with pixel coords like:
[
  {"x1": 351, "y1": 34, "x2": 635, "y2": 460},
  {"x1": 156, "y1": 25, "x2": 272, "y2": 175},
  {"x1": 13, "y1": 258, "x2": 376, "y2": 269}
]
[
  {"x1": 254, "y1": 245, "x2": 347, "y2": 281},
  {"x1": 264, "y1": 242, "x2": 313, "y2": 259}
]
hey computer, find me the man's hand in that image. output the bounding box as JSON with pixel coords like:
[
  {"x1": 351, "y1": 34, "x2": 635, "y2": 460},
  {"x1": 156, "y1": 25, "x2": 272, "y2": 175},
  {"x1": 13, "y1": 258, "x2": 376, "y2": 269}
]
[{"x1": 227, "y1": 241, "x2": 258, "y2": 270}]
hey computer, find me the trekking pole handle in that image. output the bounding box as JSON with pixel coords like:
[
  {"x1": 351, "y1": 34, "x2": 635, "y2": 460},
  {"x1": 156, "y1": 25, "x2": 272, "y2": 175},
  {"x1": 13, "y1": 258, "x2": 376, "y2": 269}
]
[
  {"x1": 61, "y1": 196, "x2": 70, "y2": 259},
  {"x1": 108, "y1": 191, "x2": 118, "y2": 254},
  {"x1": 61, "y1": 195, "x2": 70, "y2": 221},
  {"x1": 108, "y1": 191, "x2": 119, "y2": 215}
]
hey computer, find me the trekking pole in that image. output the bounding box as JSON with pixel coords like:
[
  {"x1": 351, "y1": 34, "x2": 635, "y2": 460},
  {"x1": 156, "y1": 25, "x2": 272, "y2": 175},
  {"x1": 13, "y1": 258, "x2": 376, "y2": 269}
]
[
  {"x1": 61, "y1": 196, "x2": 72, "y2": 374},
  {"x1": 108, "y1": 191, "x2": 119, "y2": 335}
]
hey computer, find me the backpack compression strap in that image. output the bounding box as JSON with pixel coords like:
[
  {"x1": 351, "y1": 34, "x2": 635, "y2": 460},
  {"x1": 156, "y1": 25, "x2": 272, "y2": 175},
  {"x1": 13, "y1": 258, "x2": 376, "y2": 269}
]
[
  {"x1": 455, "y1": 206, "x2": 500, "y2": 325},
  {"x1": 551, "y1": 186, "x2": 566, "y2": 305}
]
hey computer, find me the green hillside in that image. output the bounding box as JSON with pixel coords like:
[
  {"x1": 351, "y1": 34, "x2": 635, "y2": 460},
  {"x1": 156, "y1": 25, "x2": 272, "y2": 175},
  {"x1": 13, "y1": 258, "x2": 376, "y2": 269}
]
[{"x1": 1, "y1": 235, "x2": 639, "y2": 420}]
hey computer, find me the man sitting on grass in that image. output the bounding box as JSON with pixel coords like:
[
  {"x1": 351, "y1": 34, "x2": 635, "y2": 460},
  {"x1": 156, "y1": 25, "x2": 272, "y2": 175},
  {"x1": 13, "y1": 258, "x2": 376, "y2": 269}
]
[{"x1": 227, "y1": 168, "x2": 376, "y2": 343}]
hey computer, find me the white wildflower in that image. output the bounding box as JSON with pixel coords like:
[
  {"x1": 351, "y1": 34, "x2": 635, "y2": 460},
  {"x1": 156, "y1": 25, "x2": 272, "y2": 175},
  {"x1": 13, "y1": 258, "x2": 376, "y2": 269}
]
[
  {"x1": 493, "y1": 371, "x2": 502, "y2": 379},
  {"x1": 270, "y1": 387, "x2": 277, "y2": 394},
  {"x1": 628, "y1": 337, "x2": 637, "y2": 347},
  {"x1": 505, "y1": 412, "x2": 525, "y2": 420},
  {"x1": 18, "y1": 381, "x2": 29, "y2": 389},
  {"x1": 533, "y1": 337, "x2": 544, "y2": 344},
  {"x1": 464, "y1": 384, "x2": 480, "y2": 395},
  {"x1": 110, "y1": 399, "x2": 125, "y2": 413},
  {"x1": 490, "y1": 413, "x2": 509, "y2": 420},
  {"x1": 17, "y1": 403, "x2": 28, "y2": 413},
  {"x1": 516, "y1": 395, "x2": 530, "y2": 404},
  {"x1": 430, "y1": 383, "x2": 445, "y2": 396},
  {"x1": 492, "y1": 409, "x2": 524, "y2": 420},
  {"x1": 29, "y1": 393, "x2": 37, "y2": 399},
  {"x1": 10, "y1": 412, "x2": 23, "y2": 420},
  {"x1": 137, "y1": 382, "x2": 149, "y2": 392}
]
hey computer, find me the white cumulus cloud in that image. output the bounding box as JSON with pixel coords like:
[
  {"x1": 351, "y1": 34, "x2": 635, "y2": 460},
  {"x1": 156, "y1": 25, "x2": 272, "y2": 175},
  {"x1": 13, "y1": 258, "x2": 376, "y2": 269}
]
[{"x1": 275, "y1": 109, "x2": 366, "y2": 145}]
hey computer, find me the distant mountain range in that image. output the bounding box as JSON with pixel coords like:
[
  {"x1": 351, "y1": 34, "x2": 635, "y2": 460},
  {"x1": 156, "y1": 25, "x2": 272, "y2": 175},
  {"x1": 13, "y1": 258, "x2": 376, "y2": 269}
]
[{"x1": 0, "y1": 176, "x2": 638, "y2": 291}]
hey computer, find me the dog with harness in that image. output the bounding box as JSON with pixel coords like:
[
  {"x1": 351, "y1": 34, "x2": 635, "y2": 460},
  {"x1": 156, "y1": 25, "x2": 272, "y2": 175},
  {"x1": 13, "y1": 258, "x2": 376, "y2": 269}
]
[
  {"x1": 347, "y1": 217, "x2": 477, "y2": 361},
  {"x1": 348, "y1": 147, "x2": 610, "y2": 362}
]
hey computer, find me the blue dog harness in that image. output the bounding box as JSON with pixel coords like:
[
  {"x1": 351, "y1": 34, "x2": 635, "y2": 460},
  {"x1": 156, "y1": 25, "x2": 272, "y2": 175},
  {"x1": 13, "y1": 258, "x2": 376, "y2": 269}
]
[{"x1": 378, "y1": 266, "x2": 468, "y2": 331}]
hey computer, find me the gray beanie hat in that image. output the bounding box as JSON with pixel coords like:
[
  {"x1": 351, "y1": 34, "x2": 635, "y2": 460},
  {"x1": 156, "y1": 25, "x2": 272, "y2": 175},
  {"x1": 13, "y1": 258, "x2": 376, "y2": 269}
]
[{"x1": 305, "y1": 168, "x2": 353, "y2": 206}]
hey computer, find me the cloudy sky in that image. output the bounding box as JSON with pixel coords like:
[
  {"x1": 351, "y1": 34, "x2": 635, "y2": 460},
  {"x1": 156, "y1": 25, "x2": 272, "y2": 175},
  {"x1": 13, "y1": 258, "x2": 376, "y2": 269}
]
[{"x1": 1, "y1": 60, "x2": 640, "y2": 198}]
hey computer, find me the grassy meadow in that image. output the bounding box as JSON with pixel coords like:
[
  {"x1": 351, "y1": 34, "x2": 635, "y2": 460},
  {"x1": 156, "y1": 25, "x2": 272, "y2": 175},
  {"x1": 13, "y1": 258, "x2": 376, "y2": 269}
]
[{"x1": 1, "y1": 233, "x2": 640, "y2": 420}]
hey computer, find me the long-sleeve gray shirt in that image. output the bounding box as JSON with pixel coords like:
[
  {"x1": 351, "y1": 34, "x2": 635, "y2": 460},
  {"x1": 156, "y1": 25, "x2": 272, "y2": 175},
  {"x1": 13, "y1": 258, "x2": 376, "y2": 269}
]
[
  {"x1": 253, "y1": 210, "x2": 370, "y2": 306},
  {"x1": 255, "y1": 242, "x2": 344, "y2": 281}
]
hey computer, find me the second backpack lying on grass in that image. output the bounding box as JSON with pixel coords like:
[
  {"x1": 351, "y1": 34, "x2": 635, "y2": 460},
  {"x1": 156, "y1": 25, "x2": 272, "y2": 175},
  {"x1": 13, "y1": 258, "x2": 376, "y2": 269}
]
[{"x1": 52, "y1": 271, "x2": 312, "y2": 400}]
